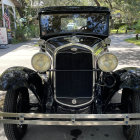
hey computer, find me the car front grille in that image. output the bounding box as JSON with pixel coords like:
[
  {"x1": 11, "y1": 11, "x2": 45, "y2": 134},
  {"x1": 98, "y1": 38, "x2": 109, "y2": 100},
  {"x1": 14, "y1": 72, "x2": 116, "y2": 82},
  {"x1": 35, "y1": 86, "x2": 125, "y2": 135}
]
[{"x1": 55, "y1": 46, "x2": 93, "y2": 107}]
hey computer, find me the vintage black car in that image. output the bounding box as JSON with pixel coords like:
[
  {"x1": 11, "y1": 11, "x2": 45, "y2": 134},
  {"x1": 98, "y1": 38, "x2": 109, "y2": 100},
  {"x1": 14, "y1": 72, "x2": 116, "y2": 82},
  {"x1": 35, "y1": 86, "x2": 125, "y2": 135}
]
[{"x1": 0, "y1": 6, "x2": 140, "y2": 140}]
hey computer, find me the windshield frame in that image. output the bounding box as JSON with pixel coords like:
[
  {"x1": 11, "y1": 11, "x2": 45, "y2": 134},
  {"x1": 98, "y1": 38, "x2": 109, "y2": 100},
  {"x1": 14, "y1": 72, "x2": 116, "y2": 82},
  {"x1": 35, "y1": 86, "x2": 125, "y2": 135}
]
[{"x1": 39, "y1": 8, "x2": 110, "y2": 40}]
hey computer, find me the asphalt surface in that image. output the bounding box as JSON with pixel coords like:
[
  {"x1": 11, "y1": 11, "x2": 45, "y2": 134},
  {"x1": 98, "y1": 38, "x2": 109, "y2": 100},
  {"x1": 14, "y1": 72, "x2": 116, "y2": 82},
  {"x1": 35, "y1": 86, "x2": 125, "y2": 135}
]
[
  {"x1": 0, "y1": 34, "x2": 140, "y2": 140},
  {"x1": 109, "y1": 34, "x2": 140, "y2": 69}
]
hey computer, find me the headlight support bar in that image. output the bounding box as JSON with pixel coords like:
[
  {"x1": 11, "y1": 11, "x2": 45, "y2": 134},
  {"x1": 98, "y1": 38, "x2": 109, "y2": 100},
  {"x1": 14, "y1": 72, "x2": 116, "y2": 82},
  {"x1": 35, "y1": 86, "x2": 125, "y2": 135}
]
[{"x1": 47, "y1": 69, "x2": 100, "y2": 72}]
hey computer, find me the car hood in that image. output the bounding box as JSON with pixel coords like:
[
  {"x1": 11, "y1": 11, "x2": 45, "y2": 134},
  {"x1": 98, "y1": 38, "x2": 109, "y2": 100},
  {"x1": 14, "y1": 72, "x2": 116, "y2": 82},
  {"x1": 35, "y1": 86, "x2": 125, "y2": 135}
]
[{"x1": 46, "y1": 35, "x2": 103, "y2": 48}]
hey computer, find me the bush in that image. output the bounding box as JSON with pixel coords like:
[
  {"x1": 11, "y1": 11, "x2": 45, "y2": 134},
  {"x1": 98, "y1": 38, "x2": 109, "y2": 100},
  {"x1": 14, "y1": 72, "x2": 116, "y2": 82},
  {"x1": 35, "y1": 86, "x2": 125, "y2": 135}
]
[
  {"x1": 30, "y1": 24, "x2": 39, "y2": 38},
  {"x1": 14, "y1": 26, "x2": 27, "y2": 42},
  {"x1": 114, "y1": 23, "x2": 136, "y2": 30},
  {"x1": 12, "y1": 24, "x2": 39, "y2": 43},
  {"x1": 114, "y1": 23, "x2": 126, "y2": 29},
  {"x1": 119, "y1": 25, "x2": 128, "y2": 30}
]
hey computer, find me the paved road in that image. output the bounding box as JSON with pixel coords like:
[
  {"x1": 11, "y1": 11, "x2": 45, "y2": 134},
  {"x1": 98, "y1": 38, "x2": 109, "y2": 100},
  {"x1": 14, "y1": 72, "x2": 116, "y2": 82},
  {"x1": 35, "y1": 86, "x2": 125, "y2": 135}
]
[
  {"x1": 109, "y1": 34, "x2": 140, "y2": 69},
  {"x1": 0, "y1": 34, "x2": 140, "y2": 140},
  {"x1": 0, "y1": 39, "x2": 39, "y2": 74}
]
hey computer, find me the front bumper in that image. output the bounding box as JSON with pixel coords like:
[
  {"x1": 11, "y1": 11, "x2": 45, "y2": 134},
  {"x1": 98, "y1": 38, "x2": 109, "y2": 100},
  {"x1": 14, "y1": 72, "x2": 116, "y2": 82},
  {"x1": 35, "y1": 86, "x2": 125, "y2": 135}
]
[{"x1": 0, "y1": 112, "x2": 140, "y2": 126}]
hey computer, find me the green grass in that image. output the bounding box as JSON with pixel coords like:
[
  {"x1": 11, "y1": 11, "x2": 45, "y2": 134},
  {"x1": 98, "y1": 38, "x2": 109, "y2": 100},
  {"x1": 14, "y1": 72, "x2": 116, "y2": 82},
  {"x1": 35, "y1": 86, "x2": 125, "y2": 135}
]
[
  {"x1": 111, "y1": 29, "x2": 125, "y2": 34},
  {"x1": 34, "y1": 43, "x2": 39, "y2": 47},
  {"x1": 125, "y1": 37, "x2": 140, "y2": 46},
  {"x1": 110, "y1": 29, "x2": 134, "y2": 34}
]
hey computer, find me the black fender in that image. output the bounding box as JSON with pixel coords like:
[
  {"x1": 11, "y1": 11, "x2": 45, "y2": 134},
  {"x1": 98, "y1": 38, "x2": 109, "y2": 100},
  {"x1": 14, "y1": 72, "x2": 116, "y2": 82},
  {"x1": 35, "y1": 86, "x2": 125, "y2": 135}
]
[
  {"x1": 0, "y1": 67, "x2": 44, "y2": 102},
  {"x1": 114, "y1": 67, "x2": 140, "y2": 91},
  {"x1": 103, "y1": 67, "x2": 140, "y2": 112}
]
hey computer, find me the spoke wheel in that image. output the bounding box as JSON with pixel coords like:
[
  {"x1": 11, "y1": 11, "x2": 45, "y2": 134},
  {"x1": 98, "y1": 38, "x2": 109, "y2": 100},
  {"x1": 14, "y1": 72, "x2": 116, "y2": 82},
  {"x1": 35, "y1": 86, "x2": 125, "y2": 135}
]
[
  {"x1": 121, "y1": 89, "x2": 140, "y2": 140},
  {"x1": 3, "y1": 88, "x2": 29, "y2": 140}
]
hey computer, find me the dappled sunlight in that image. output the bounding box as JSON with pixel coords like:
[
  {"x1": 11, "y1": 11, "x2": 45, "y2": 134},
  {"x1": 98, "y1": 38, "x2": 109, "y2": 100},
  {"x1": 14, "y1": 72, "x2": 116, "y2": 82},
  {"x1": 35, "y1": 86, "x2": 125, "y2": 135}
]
[{"x1": 109, "y1": 35, "x2": 140, "y2": 68}]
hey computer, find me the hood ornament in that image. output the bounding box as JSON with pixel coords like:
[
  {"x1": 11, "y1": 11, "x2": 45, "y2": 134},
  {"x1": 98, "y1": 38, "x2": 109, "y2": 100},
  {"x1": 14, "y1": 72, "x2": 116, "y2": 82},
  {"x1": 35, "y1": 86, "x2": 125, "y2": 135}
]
[{"x1": 70, "y1": 36, "x2": 79, "y2": 44}]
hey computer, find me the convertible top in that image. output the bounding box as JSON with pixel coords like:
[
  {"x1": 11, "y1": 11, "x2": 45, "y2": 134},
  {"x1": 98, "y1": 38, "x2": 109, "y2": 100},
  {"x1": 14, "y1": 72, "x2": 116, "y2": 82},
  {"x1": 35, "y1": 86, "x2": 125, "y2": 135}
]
[{"x1": 39, "y1": 6, "x2": 110, "y2": 14}]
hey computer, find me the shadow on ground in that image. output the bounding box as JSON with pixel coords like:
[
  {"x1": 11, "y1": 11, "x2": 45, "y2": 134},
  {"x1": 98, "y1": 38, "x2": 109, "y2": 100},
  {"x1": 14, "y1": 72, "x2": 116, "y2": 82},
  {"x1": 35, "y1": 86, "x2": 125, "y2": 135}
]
[{"x1": 22, "y1": 125, "x2": 126, "y2": 140}]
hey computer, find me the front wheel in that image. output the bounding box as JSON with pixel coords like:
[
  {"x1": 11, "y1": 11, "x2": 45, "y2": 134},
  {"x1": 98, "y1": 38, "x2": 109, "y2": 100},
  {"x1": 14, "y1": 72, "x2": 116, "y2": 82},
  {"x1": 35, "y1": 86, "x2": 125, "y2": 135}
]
[
  {"x1": 121, "y1": 89, "x2": 140, "y2": 140},
  {"x1": 3, "y1": 88, "x2": 30, "y2": 140}
]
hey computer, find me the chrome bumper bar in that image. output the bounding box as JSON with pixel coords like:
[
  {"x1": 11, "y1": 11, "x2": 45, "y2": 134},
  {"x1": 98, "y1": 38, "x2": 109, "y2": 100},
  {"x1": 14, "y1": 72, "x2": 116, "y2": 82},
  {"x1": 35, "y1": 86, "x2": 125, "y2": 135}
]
[{"x1": 0, "y1": 112, "x2": 140, "y2": 126}]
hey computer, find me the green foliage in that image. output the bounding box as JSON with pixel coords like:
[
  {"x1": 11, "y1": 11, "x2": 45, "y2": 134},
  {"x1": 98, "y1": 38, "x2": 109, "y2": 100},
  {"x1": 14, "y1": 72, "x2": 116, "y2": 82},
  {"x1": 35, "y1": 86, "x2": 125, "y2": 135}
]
[
  {"x1": 110, "y1": 29, "x2": 134, "y2": 34},
  {"x1": 12, "y1": 24, "x2": 39, "y2": 43},
  {"x1": 119, "y1": 25, "x2": 128, "y2": 30},
  {"x1": 125, "y1": 37, "x2": 140, "y2": 46},
  {"x1": 15, "y1": 0, "x2": 140, "y2": 37},
  {"x1": 14, "y1": 26, "x2": 27, "y2": 42},
  {"x1": 135, "y1": 20, "x2": 140, "y2": 33},
  {"x1": 114, "y1": 23, "x2": 126, "y2": 29},
  {"x1": 111, "y1": 29, "x2": 125, "y2": 34},
  {"x1": 25, "y1": 24, "x2": 39, "y2": 38},
  {"x1": 40, "y1": 0, "x2": 92, "y2": 6},
  {"x1": 119, "y1": 25, "x2": 135, "y2": 30}
]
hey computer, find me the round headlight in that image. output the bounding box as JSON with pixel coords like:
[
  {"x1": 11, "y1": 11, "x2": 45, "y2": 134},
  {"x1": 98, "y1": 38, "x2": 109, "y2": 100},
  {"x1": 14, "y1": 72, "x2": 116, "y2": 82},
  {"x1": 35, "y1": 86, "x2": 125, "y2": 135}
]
[
  {"x1": 31, "y1": 52, "x2": 51, "y2": 72},
  {"x1": 98, "y1": 53, "x2": 118, "y2": 72}
]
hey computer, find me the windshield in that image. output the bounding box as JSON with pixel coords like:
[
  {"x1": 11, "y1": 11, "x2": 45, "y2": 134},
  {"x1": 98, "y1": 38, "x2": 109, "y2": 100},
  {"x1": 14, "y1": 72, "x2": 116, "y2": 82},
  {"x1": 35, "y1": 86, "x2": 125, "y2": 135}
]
[{"x1": 40, "y1": 13, "x2": 109, "y2": 37}]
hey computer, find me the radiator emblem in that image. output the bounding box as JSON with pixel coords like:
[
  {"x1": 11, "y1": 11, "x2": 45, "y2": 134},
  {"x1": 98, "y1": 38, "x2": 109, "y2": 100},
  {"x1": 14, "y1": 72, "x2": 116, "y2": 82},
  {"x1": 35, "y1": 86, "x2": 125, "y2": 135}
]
[
  {"x1": 71, "y1": 48, "x2": 78, "y2": 52},
  {"x1": 72, "y1": 99, "x2": 77, "y2": 105}
]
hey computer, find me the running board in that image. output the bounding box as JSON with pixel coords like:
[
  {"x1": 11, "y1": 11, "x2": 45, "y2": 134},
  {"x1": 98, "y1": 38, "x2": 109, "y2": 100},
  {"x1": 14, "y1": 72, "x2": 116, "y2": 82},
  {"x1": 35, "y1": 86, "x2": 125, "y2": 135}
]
[{"x1": 0, "y1": 112, "x2": 140, "y2": 126}]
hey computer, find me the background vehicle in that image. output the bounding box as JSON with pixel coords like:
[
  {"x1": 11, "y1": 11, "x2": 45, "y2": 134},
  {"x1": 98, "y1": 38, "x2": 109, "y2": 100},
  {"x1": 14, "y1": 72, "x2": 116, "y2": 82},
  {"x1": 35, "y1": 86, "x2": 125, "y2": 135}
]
[
  {"x1": 66, "y1": 23, "x2": 75, "y2": 30},
  {"x1": 0, "y1": 6, "x2": 140, "y2": 140}
]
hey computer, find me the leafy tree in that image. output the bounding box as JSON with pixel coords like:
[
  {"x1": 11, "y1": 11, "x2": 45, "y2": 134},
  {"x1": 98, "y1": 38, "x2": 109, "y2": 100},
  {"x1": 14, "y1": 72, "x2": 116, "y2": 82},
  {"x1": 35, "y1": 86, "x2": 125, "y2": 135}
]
[{"x1": 14, "y1": 0, "x2": 140, "y2": 35}]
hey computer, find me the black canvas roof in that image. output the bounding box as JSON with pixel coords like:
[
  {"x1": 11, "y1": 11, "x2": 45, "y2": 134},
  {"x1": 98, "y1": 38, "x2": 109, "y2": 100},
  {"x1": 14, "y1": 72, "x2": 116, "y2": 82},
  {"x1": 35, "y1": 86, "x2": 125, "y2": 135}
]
[{"x1": 39, "y1": 6, "x2": 110, "y2": 14}]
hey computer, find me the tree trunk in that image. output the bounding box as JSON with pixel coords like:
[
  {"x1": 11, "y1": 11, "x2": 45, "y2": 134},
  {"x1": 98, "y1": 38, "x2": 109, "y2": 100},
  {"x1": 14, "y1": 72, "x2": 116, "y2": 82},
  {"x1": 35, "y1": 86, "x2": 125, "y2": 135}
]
[
  {"x1": 136, "y1": 34, "x2": 139, "y2": 40},
  {"x1": 94, "y1": 0, "x2": 100, "y2": 7},
  {"x1": 12, "y1": 0, "x2": 26, "y2": 17},
  {"x1": 125, "y1": 29, "x2": 128, "y2": 34},
  {"x1": 107, "y1": 0, "x2": 113, "y2": 9},
  {"x1": 16, "y1": 7, "x2": 25, "y2": 17}
]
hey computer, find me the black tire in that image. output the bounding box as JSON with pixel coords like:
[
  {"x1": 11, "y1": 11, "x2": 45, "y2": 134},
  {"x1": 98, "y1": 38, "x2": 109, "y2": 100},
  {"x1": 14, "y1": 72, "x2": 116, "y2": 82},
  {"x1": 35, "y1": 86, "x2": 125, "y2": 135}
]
[
  {"x1": 121, "y1": 89, "x2": 140, "y2": 140},
  {"x1": 3, "y1": 88, "x2": 30, "y2": 140}
]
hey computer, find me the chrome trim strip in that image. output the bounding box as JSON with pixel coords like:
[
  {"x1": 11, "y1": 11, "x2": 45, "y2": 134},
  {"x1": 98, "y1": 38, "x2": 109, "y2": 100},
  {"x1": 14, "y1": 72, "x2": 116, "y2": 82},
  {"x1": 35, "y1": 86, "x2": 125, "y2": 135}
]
[
  {"x1": 53, "y1": 43, "x2": 96, "y2": 107},
  {"x1": 1, "y1": 112, "x2": 140, "y2": 126}
]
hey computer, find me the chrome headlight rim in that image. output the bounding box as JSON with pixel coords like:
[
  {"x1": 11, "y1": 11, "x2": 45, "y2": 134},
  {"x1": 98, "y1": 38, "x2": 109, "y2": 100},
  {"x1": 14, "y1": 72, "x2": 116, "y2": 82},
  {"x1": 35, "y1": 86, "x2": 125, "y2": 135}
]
[
  {"x1": 97, "y1": 52, "x2": 118, "y2": 72},
  {"x1": 31, "y1": 52, "x2": 52, "y2": 73}
]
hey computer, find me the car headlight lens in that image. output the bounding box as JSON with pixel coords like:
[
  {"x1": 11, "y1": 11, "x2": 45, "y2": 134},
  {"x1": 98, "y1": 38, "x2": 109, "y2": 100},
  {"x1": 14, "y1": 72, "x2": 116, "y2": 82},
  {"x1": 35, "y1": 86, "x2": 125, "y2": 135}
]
[
  {"x1": 31, "y1": 52, "x2": 51, "y2": 72},
  {"x1": 98, "y1": 53, "x2": 118, "y2": 72}
]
